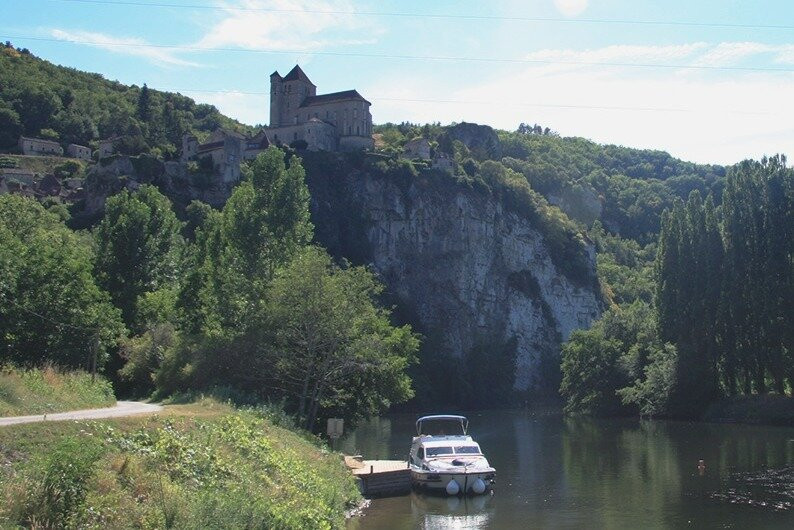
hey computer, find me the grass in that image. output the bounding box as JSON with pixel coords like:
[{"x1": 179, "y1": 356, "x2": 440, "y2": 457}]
[
  {"x1": 703, "y1": 394, "x2": 794, "y2": 426},
  {"x1": 2, "y1": 154, "x2": 85, "y2": 176},
  {"x1": 0, "y1": 365, "x2": 116, "y2": 417},
  {"x1": 0, "y1": 398, "x2": 361, "y2": 529}
]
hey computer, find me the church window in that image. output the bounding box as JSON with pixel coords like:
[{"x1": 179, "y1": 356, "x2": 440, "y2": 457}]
[
  {"x1": 294, "y1": 115, "x2": 298, "y2": 124},
  {"x1": 356, "y1": 125, "x2": 360, "y2": 135},
  {"x1": 348, "y1": 125, "x2": 352, "y2": 135},
  {"x1": 354, "y1": 109, "x2": 358, "y2": 119},
  {"x1": 287, "y1": 84, "x2": 292, "y2": 93}
]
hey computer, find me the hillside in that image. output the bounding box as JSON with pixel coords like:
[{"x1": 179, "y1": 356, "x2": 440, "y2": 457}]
[
  {"x1": 0, "y1": 43, "x2": 253, "y2": 158},
  {"x1": 0, "y1": 46, "x2": 745, "y2": 409},
  {"x1": 0, "y1": 366, "x2": 115, "y2": 416},
  {"x1": 0, "y1": 399, "x2": 359, "y2": 528},
  {"x1": 376, "y1": 123, "x2": 726, "y2": 244}
]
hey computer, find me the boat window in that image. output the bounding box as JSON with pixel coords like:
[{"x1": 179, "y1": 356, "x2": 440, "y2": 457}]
[
  {"x1": 425, "y1": 447, "x2": 454, "y2": 457},
  {"x1": 417, "y1": 447, "x2": 424, "y2": 459},
  {"x1": 453, "y1": 446, "x2": 480, "y2": 454}
]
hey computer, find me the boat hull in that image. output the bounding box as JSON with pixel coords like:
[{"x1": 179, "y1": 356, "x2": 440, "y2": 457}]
[{"x1": 411, "y1": 468, "x2": 495, "y2": 495}]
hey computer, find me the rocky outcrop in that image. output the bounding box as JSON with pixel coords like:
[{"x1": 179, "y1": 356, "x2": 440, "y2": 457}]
[
  {"x1": 308, "y1": 162, "x2": 603, "y2": 396},
  {"x1": 446, "y1": 122, "x2": 502, "y2": 159},
  {"x1": 81, "y1": 155, "x2": 233, "y2": 216}
]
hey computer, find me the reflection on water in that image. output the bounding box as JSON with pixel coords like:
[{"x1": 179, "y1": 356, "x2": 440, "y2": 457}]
[{"x1": 343, "y1": 411, "x2": 794, "y2": 529}]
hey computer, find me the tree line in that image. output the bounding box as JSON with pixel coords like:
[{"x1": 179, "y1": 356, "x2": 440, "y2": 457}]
[
  {"x1": 0, "y1": 147, "x2": 418, "y2": 431},
  {"x1": 561, "y1": 156, "x2": 793, "y2": 418},
  {"x1": 0, "y1": 44, "x2": 251, "y2": 158}
]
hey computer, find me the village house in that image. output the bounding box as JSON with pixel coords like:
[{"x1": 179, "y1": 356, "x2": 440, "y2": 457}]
[
  {"x1": 66, "y1": 143, "x2": 92, "y2": 161},
  {"x1": 0, "y1": 168, "x2": 36, "y2": 197},
  {"x1": 268, "y1": 65, "x2": 374, "y2": 151},
  {"x1": 0, "y1": 167, "x2": 35, "y2": 188},
  {"x1": 432, "y1": 152, "x2": 454, "y2": 174},
  {"x1": 401, "y1": 137, "x2": 431, "y2": 160},
  {"x1": 98, "y1": 138, "x2": 116, "y2": 159},
  {"x1": 181, "y1": 129, "x2": 270, "y2": 183},
  {"x1": 18, "y1": 136, "x2": 63, "y2": 157}
]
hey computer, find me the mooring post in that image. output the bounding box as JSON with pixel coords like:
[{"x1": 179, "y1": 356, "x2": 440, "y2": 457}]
[{"x1": 370, "y1": 465, "x2": 374, "y2": 474}]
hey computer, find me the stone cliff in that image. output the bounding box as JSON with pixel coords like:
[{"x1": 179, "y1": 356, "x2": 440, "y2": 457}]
[
  {"x1": 306, "y1": 155, "x2": 603, "y2": 400},
  {"x1": 74, "y1": 150, "x2": 603, "y2": 402}
]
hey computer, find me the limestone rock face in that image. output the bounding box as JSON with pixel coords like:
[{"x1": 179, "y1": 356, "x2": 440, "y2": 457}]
[
  {"x1": 308, "y1": 167, "x2": 603, "y2": 394},
  {"x1": 446, "y1": 122, "x2": 502, "y2": 159}
]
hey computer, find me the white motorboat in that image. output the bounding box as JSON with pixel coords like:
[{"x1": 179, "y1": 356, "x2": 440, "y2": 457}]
[{"x1": 409, "y1": 415, "x2": 495, "y2": 495}]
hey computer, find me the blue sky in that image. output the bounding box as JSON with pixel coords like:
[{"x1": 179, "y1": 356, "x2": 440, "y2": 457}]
[{"x1": 3, "y1": 0, "x2": 794, "y2": 164}]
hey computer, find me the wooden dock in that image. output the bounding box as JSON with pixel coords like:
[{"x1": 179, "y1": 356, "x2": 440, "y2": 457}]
[{"x1": 345, "y1": 456, "x2": 412, "y2": 497}]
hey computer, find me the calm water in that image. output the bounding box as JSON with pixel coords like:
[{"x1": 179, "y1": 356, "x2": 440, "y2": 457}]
[{"x1": 342, "y1": 410, "x2": 794, "y2": 529}]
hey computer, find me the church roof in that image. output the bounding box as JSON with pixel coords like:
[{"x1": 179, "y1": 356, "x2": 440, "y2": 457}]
[
  {"x1": 282, "y1": 65, "x2": 315, "y2": 85},
  {"x1": 300, "y1": 89, "x2": 370, "y2": 107}
]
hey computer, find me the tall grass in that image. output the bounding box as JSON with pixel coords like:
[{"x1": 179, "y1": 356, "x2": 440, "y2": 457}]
[
  {"x1": 0, "y1": 401, "x2": 360, "y2": 529},
  {"x1": 0, "y1": 365, "x2": 115, "y2": 416}
]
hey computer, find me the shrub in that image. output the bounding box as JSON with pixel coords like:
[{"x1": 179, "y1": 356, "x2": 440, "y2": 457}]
[
  {"x1": 0, "y1": 365, "x2": 115, "y2": 416},
  {"x1": 20, "y1": 437, "x2": 103, "y2": 527}
]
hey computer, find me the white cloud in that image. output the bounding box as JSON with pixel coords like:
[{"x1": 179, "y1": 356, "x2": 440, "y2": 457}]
[
  {"x1": 50, "y1": 29, "x2": 198, "y2": 67},
  {"x1": 196, "y1": 0, "x2": 380, "y2": 51},
  {"x1": 369, "y1": 41, "x2": 794, "y2": 165},
  {"x1": 553, "y1": 0, "x2": 589, "y2": 17}
]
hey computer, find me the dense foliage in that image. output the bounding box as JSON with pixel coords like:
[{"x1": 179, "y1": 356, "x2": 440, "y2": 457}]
[
  {"x1": 562, "y1": 156, "x2": 793, "y2": 418},
  {"x1": 0, "y1": 195, "x2": 124, "y2": 369},
  {"x1": 0, "y1": 43, "x2": 252, "y2": 158},
  {"x1": 376, "y1": 121, "x2": 726, "y2": 247},
  {"x1": 103, "y1": 148, "x2": 420, "y2": 430},
  {"x1": 94, "y1": 185, "x2": 186, "y2": 331}
]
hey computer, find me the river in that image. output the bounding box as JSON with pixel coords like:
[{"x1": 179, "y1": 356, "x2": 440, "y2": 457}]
[{"x1": 342, "y1": 410, "x2": 794, "y2": 529}]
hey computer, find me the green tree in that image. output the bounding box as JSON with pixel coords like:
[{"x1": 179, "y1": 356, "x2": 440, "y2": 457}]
[
  {"x1": 560, "y1": 326, "x2": 627, "y2": 416},
  {"x1": 261, "y1": 246, "x2": 418, "y2": 431},
  {"x1": 190, "y1": 147, "x2": 313, "y2": 335},
  {"x1": 136, "y1": 83, "x2": 151, "y2": 122},
  {"x1": 0, "y1": 105, "x2": 22, "y2": 148},
  {"x1": 0, "y1": 195, "x2": 124, "y2": 369},
  {"x1": 94, "y1": 185, "x2": 184, "y2": 331}
]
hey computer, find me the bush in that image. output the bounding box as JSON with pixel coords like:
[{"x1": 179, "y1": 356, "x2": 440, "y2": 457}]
[
  {"x1": 0, "y1": 365, "x2": 115, "y2": 416},
  {"x1": 19, "y1": 438, "x2": 103, "y2": 527}
]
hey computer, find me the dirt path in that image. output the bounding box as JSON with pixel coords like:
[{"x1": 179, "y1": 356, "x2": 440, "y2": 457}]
[{"x1": 0, "y1": 401, "x2": 163, "y2": 427}]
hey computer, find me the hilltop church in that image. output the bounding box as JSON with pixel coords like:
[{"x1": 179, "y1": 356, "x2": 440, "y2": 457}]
[
  {"x1": 267, "y1": 65, "x2": 374, "y2": 151},
  {"x1": 180, "y1": 65, "x2": 373, "y2": 183}
]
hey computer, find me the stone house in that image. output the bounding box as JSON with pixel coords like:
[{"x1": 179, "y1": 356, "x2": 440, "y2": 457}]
[
  {"x1": 0, "y1": 168, "x2": 35, "y2": 188},
  {"x1": 98, "y1": 138, "x2": 116, "y2": 159},
  {"x1": 67, "y1": 144, "x2": 91, "y2": 161},
  {"x1": 0, "y1": 168, "x2": 36, "y2": 197},
  {"x1": 401, "y1": 137, "x2": 431, "y2": 160},
  {"x1": 182, "y1": 128, "x2": 271, "y2": 184},
  {"x1": 268, "y1": 65, "x2": 374, "y2": 151},
  {"x1": 18, "y1": 136, "x2": 63, "y2": 156},
  {"x1": 432, "y1": 153, "x2": 454, "y2": 174}
]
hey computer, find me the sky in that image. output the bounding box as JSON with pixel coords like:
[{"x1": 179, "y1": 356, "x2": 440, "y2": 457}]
[{"x1": 2, "y1": 0, "x2": 794, "y2": 165}]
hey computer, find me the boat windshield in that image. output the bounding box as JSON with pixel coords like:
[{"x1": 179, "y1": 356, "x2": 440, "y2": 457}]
[{"x1": 424, "y1": 445, "x2": 481, "y2": 457}]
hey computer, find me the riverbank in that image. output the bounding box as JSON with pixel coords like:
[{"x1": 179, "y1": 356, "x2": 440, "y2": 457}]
[
  {"x1": 0, "y1": 365, "x2": 115, "y2": 416},
  {"x1": 0, "y1": 398, "x2": 360, "y2": 528},
  {"x1": 703, "y1": 394, "x2": 794, "y2": 426}
]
